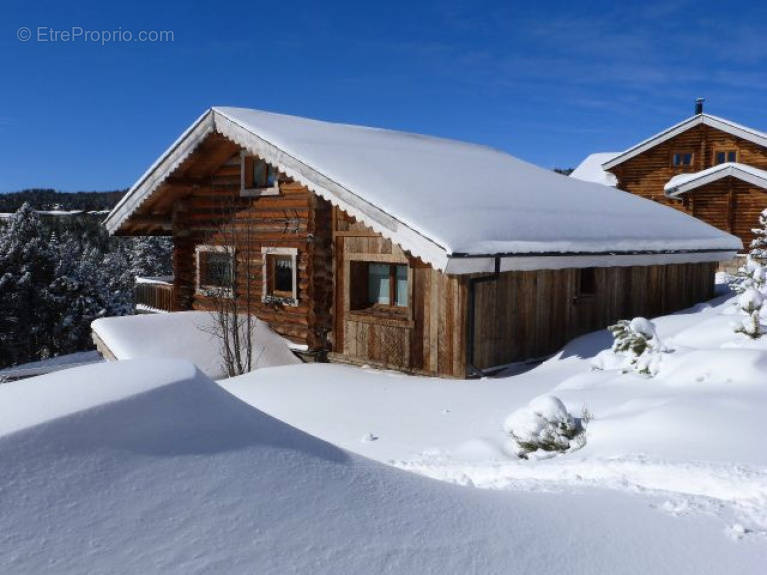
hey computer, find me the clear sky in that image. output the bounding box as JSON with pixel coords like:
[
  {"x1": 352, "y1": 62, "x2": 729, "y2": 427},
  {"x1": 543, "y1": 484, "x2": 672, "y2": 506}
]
[{"x1": 2, "y1": 0, "x2": 767, "y2": 193}]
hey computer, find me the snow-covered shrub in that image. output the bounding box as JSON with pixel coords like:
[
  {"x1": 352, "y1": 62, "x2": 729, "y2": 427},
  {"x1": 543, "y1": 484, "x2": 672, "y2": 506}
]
[
  {"x1": 601, "y1": 317, "x2": 666, "y2": 376},
  {"x1": 503, "y1": 395, "x2": 586, "y2": 459},
  {"x1": 735, "y1": 287, "x2": 764, "y2": 338}
]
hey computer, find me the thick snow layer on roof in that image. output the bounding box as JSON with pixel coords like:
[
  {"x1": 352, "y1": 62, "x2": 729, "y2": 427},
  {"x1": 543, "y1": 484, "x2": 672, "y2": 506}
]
[
  {"x1": 570, "y1": 152, "x2": 619, "y2": 186},
  {"x1": 665, "y1": 162, "x2": 767, "y2": 196},
  {"x1": 91, "y1": 311, "x2": 299, "y2": 379},
  {"x1": 214, "y1": 108, "x2": 740, "y2": 257},
  {"x1": 1, "y1": 358, "x2": 764, "y2": 573}
]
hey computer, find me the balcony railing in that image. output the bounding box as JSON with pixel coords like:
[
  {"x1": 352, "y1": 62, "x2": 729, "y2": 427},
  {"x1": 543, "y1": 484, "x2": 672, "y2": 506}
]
[{"x1": 135, "y1": 276, "x2": 176, "y2": 313}]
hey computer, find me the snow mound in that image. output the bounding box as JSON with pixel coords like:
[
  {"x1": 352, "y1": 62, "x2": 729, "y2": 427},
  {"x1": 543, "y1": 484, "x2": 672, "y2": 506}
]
[
  {"x1": 92, "y1": 311, "x2": 299, "y2": 379},
  {"x1": 2, "y1": 360, "x2": 764, "y2": 573},
  {"x1": 503, "y1": 395, "x2": 584, "y2": 458}
]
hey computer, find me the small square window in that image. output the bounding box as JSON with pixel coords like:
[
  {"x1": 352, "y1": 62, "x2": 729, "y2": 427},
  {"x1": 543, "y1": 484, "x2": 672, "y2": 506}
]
[
  {"x1": 242, "y1": 154, "x2": 279, "y2": 196},
  {"x1": 714, "y1": 150, "x2": 737, "y2": 165},
  {"x1": 261, "y1": 247, "x2": 298, "y2": 305},
  {"x1": 196, "y1": 245, "x2": 234, "y2": 296},
  {"x1": 350, "y1": 262, "x2": 409, "y2": 311},
  {"x1": 267, "y1": 254, "x2": 294, "y2": 298},
  {"x1": 672, "y1": 152, "x2": 693, "y2": 167}
]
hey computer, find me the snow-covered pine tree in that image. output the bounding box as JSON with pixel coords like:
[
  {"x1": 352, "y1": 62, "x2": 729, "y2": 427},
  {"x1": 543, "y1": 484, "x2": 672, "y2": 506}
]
[
  {"x1": 129, "y1": 236, "x2": 172, "y2": 279},
  {"x1": 731, "y1": 208, "x2": 767, "y2": 338},
  {"x1": 0, "y1": 203, "x2": 57, "y2": 365}
]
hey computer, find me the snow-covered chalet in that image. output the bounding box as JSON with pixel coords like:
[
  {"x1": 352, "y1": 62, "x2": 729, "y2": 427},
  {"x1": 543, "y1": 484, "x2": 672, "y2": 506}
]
[
  {"x1": 572, "y1": 99, "x2": 767, "y2": 256},
  {"x1": 103, "y1": 107, "x2": 740, "y2": 377}
]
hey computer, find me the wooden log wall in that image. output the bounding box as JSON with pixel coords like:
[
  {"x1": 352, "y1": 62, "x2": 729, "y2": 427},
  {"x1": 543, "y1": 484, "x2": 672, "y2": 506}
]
[
  {"x1": 610, "y1": 125, "x2": 767, "y2": 250},
  {"x1": 688, "y1": 178, "x2": 767, "y2": 249},
  {"x1": 170, "y1": 150, "x2": 334, "y2": 348},
  {"x1": 470, "y1": 262, "x2": 717, "y2": 370},
  {"x1": 612, "y1": 124, "x2": 767, "y2": 209}
]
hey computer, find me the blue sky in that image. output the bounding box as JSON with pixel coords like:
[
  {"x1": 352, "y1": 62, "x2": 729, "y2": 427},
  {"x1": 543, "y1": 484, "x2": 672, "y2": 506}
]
[{"x1": 2, "y1": 0, "x2": 767, "y2": 192}]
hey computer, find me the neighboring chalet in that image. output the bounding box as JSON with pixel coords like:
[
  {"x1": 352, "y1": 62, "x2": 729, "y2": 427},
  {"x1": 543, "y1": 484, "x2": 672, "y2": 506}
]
[
  {"x1": 572, "y1": 100, "x2": 767, "y2": 252},
  {"x1": 103, "y1": 107, "x2": 740, "y2": 377}
]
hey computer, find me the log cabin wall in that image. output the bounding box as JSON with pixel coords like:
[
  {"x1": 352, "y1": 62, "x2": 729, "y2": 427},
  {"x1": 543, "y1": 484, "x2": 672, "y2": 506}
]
[
  {"x1": 610, "y1": 125, "x2": 767, "y2": 249},
  {"x1": 612, "y1": 125, "x2": 767, "y2": 205},
  {"x1": 332, "y1": 210, "x2": 467, "y2": 378},
  {"x1": 688, "y1": 178, "x2": 767, "y2": 249},
  {"x1": 170, "y1": 152, "x2": 334, "y2": 348},
  {"x1": 470, "y1": 262, "x2": 717, "y2": 371}
]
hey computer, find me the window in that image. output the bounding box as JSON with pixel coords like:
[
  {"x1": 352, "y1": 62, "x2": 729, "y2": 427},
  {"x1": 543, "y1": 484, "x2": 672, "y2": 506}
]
[
  {"x1": 196, "y1": 245, "x2": 234, "y2": 296},
  {"x1": 350, "y1": 262, "x2": 409, "y2": 313},
  {"x1": 714, "y1": 150, "x2": 737, "y2": 164},
  {"x1": 261, "y1": 247, "x2": 298, "y2": 305},
  {"x1": 241, "y1": 153, "x2": 279, "y2": 196},
  {"x1": 672, "y1": 152, "x2": 693, "y2": 167},
  {"x1": 577, "y1": 267, "x2": 596, "y2": 297}
]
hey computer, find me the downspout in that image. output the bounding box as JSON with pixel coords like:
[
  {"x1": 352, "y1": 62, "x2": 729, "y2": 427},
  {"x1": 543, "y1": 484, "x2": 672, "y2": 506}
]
[{"x1": 466, "y1": 255, "x2": 501, "y2": 378}]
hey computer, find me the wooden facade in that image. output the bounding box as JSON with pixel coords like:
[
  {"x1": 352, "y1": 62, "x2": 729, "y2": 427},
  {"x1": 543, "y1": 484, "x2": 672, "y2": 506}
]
[
  {"x1": 332, "y1": 210, "x2": 467, "y2": 377},
  {"x1": 469, "y1": 263, "x2": 716, "y2": 370},
  {"x1": 608, "y1": 123, "x2": 767, "y2": 249},
  {"x1": 168, "y1": 150, "x2": 334, "y2": 349},
  {"x1": 116, "y1": 131, "x2": 721, "y2": 378}
]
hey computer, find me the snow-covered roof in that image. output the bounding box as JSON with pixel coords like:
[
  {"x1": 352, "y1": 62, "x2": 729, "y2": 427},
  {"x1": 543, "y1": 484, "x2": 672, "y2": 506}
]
[
  {"x1": 665, "y1": 162, "x2": 767, "y2": 197},
  {"x1": 603, "y1": 114, "x2": 767, "y2": 171},
  {"x1": 570, "y1": 152, "x2": 619, "y2": 186},
  {"x1": 106, "y1": 108, "x2": 741, "y2": 272},
  {"x1": 91, "y1": 311, "x2": 299, "y2": 379}
]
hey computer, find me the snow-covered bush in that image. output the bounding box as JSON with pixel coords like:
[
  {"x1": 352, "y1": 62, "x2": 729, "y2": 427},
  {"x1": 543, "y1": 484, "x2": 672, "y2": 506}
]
[
  {"x1": 601, "y1": 317, "x2": 666, "y2": 376},
  {"x1": 734, "y1": 287, "x2": 763, "y2": 338},
  {"x1": 503, "y1": 395, "x2": 586, "y2": 459}
]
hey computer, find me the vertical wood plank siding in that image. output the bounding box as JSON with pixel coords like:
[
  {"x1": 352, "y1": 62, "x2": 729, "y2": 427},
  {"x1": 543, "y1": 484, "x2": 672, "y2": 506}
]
[
  {"x1": 333, "y1": 211, "x2": 467, "y2": 377},
  {"x1": 469, "y1": 262, "x2": 716, "y2": 371}
]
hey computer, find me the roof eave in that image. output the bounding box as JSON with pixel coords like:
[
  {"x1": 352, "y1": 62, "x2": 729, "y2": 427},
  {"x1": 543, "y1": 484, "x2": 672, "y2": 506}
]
[
  {"x1": 665, "y1": 163, "x2": 767, "y2": 198},
  {"x1": 445, "y1": 248, "x2": 740, "y2": 274},
  {"x1": 104, "y1": 109, "x2": 217, "y2": 234},
  {"x1": 603, "y1": 114, "x2": 767, "y2": 171},
  {"x1": 104, "y1": 108, "x2": 451, "y2": 271}
]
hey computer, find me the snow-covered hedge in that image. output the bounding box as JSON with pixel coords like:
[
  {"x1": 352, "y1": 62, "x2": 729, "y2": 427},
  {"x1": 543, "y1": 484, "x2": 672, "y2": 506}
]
[
  {"x1": 594, "y1": 317, "x2": 667, "y2": 376},
  {"x1": 503, "y1": 395, "x2": 586, "y2": 459}
]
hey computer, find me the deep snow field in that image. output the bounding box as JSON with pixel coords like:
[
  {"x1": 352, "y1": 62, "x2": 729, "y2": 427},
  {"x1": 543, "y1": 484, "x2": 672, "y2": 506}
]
[
  {"x1": 222, "y1": 289, "x2": 767, "y2": 549},
  {"x1": 1, "y1": 287, "x2": 767, "y2": 573}
]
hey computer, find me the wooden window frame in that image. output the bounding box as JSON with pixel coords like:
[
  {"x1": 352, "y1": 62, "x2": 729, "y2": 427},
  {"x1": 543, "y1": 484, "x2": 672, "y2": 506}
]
[
  {"x1": 348, "y1": 260, "x2": 411, "y2": 319},
  {"x1": 261, "y1": 246, "x2": 298, "y2": 306},
  {"x1": 671, "y1": 151, "x2": 695, "y2": 169},
  {"x1": 195, "y1": 244, "x2": 234, "y2": 298},
  {"x1": 241, "y1": 151, "x2": 280, "y2": 197},
  {"x1": 713, "y1": 149, "x2": 738, "y2": 165}
]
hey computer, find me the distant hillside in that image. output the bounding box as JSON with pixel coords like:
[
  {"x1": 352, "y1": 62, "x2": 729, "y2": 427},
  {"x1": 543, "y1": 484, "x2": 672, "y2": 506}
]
[{"x1": 0, "y1": 189, "x2": 125, "y2": 213}]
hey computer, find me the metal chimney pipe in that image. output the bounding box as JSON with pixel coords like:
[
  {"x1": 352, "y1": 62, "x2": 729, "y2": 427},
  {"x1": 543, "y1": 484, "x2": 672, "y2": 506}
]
[{"x1": 695, "y1": 98, "x2": 705, "y2": 115}]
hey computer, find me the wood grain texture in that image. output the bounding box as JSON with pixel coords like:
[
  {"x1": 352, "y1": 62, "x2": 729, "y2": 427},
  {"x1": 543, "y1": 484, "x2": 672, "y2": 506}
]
[{"x1": 611, "y1": 124, "x2": 767, "y2": 249}]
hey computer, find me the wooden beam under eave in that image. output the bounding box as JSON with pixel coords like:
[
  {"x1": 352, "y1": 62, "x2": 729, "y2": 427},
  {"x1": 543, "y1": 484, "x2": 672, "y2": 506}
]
[{"x1": 131, "y1": 215, "x2": 173, "y2": 228}]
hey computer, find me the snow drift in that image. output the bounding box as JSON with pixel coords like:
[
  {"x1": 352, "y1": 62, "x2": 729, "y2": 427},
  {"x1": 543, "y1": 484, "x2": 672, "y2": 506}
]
[
  {"x1": 91, "y1": 311, "x2": 299, "y2": 379},
  {"x1": 1, "y1": 359, "x2": 763, "y2": 573}
]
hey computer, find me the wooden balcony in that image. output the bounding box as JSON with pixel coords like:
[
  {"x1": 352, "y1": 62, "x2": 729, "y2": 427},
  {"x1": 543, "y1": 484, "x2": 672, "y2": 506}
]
[{"x1": 134, "y1": 277, "x2": 176, "y2": 313}]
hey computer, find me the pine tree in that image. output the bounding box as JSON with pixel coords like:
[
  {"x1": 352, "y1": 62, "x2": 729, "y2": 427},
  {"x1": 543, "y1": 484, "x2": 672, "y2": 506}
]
[
  {"x1": 0, "y1": 203, "x2": 57, "y2": 365},
  {"x1": 731, "y1": 208, "x2": 767, "y2": 338}
]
